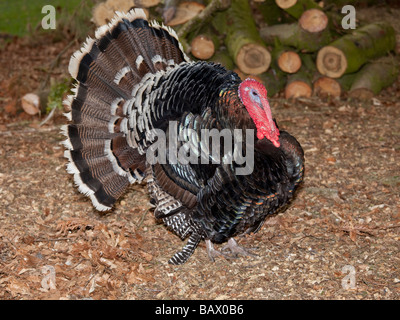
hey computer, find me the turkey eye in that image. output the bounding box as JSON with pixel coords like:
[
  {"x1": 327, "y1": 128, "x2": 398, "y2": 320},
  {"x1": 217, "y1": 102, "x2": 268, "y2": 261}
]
[{"x1": 250, "y1": 89, "x2": 261, "y2": 104}]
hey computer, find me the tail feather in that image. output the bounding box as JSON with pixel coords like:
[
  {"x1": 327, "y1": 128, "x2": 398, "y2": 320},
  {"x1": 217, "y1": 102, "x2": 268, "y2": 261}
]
[{"x1": 63, "y1": 9, "x2": 188, "y2": 211}]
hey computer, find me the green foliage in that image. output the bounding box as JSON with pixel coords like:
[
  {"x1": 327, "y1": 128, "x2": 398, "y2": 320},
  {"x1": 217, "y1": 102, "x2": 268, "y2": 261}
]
[
  {"x1": 0, "y1": 0, "x2": 97, "y2": 40},
  {"x1": 46, "y1": 78, "x2": 71, "y2": 113},
  {"x1": 53, "y1": 0, "x2": 98, "y2": 41}
]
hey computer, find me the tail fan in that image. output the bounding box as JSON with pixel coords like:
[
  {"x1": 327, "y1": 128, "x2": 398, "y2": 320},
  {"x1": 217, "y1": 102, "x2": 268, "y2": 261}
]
[{"x1": 62, "y1": 9, "x2": 189, "y2": 211}]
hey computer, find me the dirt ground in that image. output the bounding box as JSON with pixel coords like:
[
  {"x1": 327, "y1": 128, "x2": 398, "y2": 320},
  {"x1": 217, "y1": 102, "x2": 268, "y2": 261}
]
[{"x1": 0, "y1": 6, "x2": 400, "y2": 300}]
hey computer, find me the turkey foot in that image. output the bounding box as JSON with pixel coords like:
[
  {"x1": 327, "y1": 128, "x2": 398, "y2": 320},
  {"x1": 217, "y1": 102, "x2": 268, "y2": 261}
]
[
  {"x1": 205, "y1": 239, "x2": 258, "y2": 262},
  {"x1": 222, "y1": 238, "x2": 258, "y2": 258},
  {"x1": 205, "y1": 239, "x2": 233, "y2": 262}
]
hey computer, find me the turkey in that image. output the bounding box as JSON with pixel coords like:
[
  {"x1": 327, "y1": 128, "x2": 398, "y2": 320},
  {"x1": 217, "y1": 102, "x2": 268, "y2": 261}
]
[{"x1": 62, "y1": 9, "x2": 304, "y2": 265}]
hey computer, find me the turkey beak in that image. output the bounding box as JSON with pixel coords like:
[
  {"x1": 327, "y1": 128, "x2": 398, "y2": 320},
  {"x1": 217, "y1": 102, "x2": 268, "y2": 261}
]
[{"x1": 261, "y1": 97, "x2": 276, "y2": 131}]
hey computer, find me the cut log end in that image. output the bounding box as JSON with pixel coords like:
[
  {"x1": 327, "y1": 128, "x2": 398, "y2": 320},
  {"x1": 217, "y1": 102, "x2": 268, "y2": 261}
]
[
  {"x1": 191, "y1": 35, "x2": 215, "y2": 60},
  {"x1": 348, "y1": 88, "x2": 374, "y2": 100},
  {"x1": 21, "y1": 93, "x2": 40, "y2": 115},
  {"x1": 316, "y1": 46, "x2": 347, "y2": 78},
  {"x1": 299, "y1": 9, "x2": 328, "y2": 33},
  {"x1": 275, "y1": 0, "x2": 297, "y2": 9},
  {"x1": 277, "y1": 51, "x2": 301, "y2": 73},
  {"x1": 234, "y1": 68, "x2": 263, "y2": 83},
  {"x1": 347, "y1": 56, "x2": 399, "y2": 99},
  {"x1": 92, "y1": 1, "x2": 152, "y2": 26},
  {"x1": 236, "y1": 43, "x2": 271, "y2": 75},
  {"x1": 313, "y1": 77, "x2": 341, "y2": 98},
  {"x1": 133, "y1": 0, "x2": 160, "y2": 8},
  {"x1": 167, "y1": 2, "x2": 205, "y2": 26},
  {"x1": 92, "y1": 2, "x2": 112, "y2": 27},
  {"x1": 285, "y1": 81, "x2": 312, "y2": 99}
]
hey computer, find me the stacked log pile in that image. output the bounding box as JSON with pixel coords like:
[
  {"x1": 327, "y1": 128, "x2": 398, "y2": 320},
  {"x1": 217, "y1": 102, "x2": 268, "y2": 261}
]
[
  {"x1": 176, "y1": 0, "x2": 398, "y2": 99},
  {"x1": 92, "y1": 0, "x2": 398, "y2": 100}
]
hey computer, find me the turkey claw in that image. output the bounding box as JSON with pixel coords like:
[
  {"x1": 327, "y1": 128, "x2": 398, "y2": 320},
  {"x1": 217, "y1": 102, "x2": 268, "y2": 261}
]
[
  {"x1": 222, "y1": 238, "x2": 258, "y2": 258},
  {"x1": 205, "y1": 238, "x2": 258, "y2": 262},
  {"x1": 205, "y1": 240, "x2": 233, "y2": 262}
]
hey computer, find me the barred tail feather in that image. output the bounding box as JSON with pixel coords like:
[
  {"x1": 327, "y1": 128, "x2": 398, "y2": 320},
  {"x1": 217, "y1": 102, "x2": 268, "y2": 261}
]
[{"x1": 63, "y1": 9, "x2": 188, "y2": 210}]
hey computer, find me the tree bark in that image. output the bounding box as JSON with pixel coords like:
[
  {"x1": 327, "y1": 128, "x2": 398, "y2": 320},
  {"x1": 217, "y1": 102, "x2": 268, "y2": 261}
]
[
  {"x1": 260, "y1": 22, "x2": 332, "y2": 52},
  {"x1": 256, "y1": 65, "x2": 287, "y2": 97},
  {"x1": 254, "y1": 0, "x2": 293, "y2": 26},
  {"x1": 336, "y1": 73, "x2": 357, "y2": 92},
  {"x1": 284, "y1": 55, "x2": 314, "y2": 99},
  {"x1": 316, "y1": 22, "x2": 396, "y2": 78},
  {"x1": 303, "y1": 53, "x2": 341, "y2": 98},
  {"x1": 275, "y1": 0, "x2": 321, "y2": 19},
  {"x1": 210, "y1": 50, "x2": 234, "y2": 70},
  {"x1": 176, "y1": 0, "x2": 231, "y2": 52},
  {"x1": 348, "y1": 55, "x2": 399, "y2": 99},
  {"x1": 234, "y1": 63, "x2": 286, "y2": 98},
  {"x1": 215, "y1": 0, "x2": 271, "y2": 75}
]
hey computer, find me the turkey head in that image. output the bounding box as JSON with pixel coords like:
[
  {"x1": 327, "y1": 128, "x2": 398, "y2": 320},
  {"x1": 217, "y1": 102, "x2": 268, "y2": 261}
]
[{"x1": 238, "y1": 78, "x2": 280, "y2": 147}]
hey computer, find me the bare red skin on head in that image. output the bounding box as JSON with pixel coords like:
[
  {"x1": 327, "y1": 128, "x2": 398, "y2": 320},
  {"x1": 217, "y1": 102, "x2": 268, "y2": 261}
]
[{"x1": 239, "y1": 78, "x2": 280, "y2": 147}]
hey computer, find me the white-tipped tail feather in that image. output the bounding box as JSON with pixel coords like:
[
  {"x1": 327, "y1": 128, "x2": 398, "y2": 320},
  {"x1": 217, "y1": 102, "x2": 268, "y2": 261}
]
[{"x1": 63, "y1": 8, "x2": 188, "y2": 211}]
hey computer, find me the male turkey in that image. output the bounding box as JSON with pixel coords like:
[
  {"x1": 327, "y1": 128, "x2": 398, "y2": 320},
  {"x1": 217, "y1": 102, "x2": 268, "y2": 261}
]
[{"x1": 62, "y1": 9, "x2": 304, "y2": 265}]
